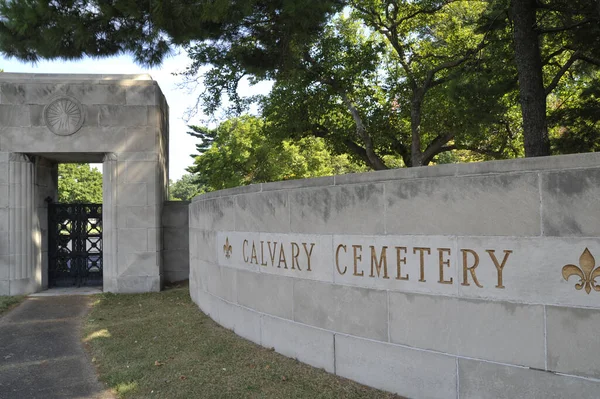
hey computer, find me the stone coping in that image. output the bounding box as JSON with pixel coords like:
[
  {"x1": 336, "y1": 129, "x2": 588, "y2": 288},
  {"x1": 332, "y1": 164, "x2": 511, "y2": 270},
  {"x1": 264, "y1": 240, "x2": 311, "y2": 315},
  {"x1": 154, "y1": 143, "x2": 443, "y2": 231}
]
[
  {"x1": 192, "y1": 152, "x2": 600, "y2": 202},
  {"x1": 0, "y1": 73, "x2": 156, "y2": 85}
]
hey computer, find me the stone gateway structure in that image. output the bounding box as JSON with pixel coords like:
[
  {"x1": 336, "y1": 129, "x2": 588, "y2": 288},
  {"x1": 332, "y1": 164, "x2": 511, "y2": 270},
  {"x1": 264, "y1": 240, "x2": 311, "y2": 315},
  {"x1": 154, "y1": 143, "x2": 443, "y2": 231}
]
[
  {"x1": 0, "y1": 73, "x2": 170, "y2": 294},
  {"x1": 189, "y1": 153, "x2": 600, "y2": 398}
]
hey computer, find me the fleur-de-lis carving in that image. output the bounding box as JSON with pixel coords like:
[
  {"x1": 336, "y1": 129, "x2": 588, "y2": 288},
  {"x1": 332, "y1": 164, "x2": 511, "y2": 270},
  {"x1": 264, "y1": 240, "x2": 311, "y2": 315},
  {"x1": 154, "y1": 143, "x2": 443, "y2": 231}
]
[
  {"x1": 223, "y1": 237, "x2": 232, "y2": 259},
  {"x1": 562, "y1": 248, "x2": 600, "y2": 294}
]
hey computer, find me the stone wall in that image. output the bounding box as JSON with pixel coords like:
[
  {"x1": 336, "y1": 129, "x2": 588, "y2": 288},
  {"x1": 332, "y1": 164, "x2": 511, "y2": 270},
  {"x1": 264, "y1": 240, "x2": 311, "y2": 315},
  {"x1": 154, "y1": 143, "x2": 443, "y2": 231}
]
[
  {"x1": 162, "y1": 201, "x2": 189, "y2": 283},
  {"x1": 189, "y1": 152, "x2": 600, "y2": 398}
]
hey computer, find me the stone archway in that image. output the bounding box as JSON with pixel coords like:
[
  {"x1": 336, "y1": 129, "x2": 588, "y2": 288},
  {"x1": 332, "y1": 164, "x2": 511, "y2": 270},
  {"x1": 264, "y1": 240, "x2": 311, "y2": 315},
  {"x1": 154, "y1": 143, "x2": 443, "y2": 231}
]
[{"x1": 0, "y1": 73, "x2": 169, "y2": 294}]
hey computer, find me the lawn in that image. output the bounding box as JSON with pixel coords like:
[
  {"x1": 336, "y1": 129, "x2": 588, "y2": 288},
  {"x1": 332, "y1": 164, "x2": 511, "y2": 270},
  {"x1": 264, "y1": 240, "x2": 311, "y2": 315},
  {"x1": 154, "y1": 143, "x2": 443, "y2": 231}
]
[
  {"x1": 0, "y1": 296, "x2": 24, "y2": 316},
  {"x1": 83, "y1": 287, "x2": 401, "y2": 399}
]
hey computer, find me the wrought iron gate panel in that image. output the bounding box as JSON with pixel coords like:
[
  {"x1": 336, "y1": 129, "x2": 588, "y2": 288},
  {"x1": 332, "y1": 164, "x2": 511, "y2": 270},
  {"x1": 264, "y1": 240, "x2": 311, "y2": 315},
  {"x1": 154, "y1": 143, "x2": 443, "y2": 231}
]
[{"x1": 48, "y1": 203, "x2": 103, "y2": 287}]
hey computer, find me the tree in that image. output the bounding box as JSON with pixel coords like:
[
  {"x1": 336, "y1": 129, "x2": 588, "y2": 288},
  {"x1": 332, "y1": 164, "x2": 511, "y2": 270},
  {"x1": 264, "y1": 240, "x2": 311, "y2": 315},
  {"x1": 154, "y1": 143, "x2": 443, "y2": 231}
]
[
  {"x1": 509, "y1": 0, "x2": 600, "y2": 157},
  {"x1": 187, "y1": 115, "x2": 366, "y2": 191},
  {"x1": 260, "y1": 8, "x2": 519, "y2": 169},
  {"x1": 58, "y1": 164, "x2": 103, "y2": 203},
  {"x1": 0, "y1": 0, "x2": 340, "y2": 67},
  {"x1": 169, "y1": 174, "x2": 200, "y2": 201}
]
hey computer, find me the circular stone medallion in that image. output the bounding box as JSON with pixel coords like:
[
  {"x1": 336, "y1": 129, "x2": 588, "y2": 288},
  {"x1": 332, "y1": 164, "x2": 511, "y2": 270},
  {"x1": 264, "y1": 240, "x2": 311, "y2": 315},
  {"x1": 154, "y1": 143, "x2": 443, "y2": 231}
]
[{"x1": 43, "y1": 96, "x2": 85, "y2": 136}]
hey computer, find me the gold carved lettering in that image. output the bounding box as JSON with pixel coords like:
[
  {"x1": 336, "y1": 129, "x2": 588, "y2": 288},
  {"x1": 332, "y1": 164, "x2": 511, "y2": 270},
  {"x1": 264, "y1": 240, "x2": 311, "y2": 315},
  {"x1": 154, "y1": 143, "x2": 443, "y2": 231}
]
[
  {"x1": 353, "y1": 245, "x2": 364, "y2": 276},
  {"x1": 242, "y1": 240, "x2": 249, "y2": 263},
  {"x1": 278, "y1": 245, "x2": 288, "y2": 269},
  {"x1": 395, "y1": 247, "x2": 408, "y2": 280},
  {"x1": 461, "y1": 249, "x2": 483, "y2": 288},
  {"x1": 437, "y1": 248, "x2": 453, "y2": 284},
  {"x1": 267, "y1": 241, "x2": 278, "y2": 266},
  {"x1": 486, "y1": 249, "x2": 512, "y2": 289},
  {"x1": 250, "y1": 242, "x2": 258, "y2": 264},
  {"x1": 370, "y1": 246, "x2": 389, "y2": 279},
  {"x1": 336, "y1": 244, "x2": 347, "y2": 275},
  {"x1": 302, "y1": 243, "x2": 315, "y2": 272},
  {"x1": 260, "y1": 241, "x2": 268, "y2": 266},
  {"x1": 291, "y1": 242, "x2": 301, "y2": 270},
  {"x1": 413, "y1": 247, "x2": 431, "y2": 282}
]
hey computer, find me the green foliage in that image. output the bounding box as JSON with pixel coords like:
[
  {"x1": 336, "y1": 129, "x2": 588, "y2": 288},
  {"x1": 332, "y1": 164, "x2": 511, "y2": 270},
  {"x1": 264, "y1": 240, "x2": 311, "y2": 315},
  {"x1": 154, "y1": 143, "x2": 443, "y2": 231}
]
[
  {"x1": 0, "y1": 0, "x2": 340, "y2": 67},
  {"x1": 169, "y1": 174, "x2": 200, "y2": 201},
  {"x1": 187, "y1": 116, "x2": 367, "y2": 192},
  {"x1": 58, "y1": 164, "x2": 103, "y2": 204}
]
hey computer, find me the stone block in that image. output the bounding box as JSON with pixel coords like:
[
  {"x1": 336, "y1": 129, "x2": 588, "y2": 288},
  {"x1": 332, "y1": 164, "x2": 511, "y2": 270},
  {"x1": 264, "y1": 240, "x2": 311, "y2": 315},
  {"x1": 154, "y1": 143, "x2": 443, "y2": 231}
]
[
  {"x1": 0, "y1": 186, "x2": 8, "y2": 208},
  {"x1": 164, "y1": 270, "x2": 189, "y2": 284},
  {"x1": 98, "y1": 105, "x2": 147, "y2": 127},
  {"x1": 190, "y1": 229, "x2": 217, "y2": 263},
  {"x1": 236, "y1": 270, "x2": 293, "y2": 319},
  {"x1": 0, "y1": 105, "x2": 30, "y2": 127},
  {"x1": 116, "y1": 228, "x2": 148, "y2": 253},
  {"x1": 117, "y1": 252, "x2": 159, "y2": 277},
  {"x1": 214, "y1": 299, "x2": 262, "y2": 345},
  {"x1": 458, "y1": 358, "x2": 600, "y2": 399},
  {"x1": 294, "y1": 280, "x2": 388, "y2": 340},
  {"x1": 456, "y1": 236, "x2": 600, "y2": 309},
  {"x1": 289, "y1": 183, "x2": 385, "y2": 235},
  {"x1": 389, "y1": 292, "x2": 545, "y2": 368},
  {"x1": 0, "y1": 255, "x2": 9, "y2": 279},
  {"x1": 235, "y1": 191, "x2": 289, "y2": 233},
  {"x1": 385, "y1": 172, "x2": 541, "y2": 236},
  {"x1": 0, "y1": 280, "x2": 8, "y2": 295},
  {"x1": 163, "y1": 250, "x2": 189, "y2": 273},
  {"x1": 117, "y1": 183, "x2": 147, "y2": 206},
  {"x1": 262, "y1": 176, "x2": 334, "y2": 191},
  {"x1": 0, "y1": 83, "x2": 26, "y2": 104},
  {"x1": 125, "y1": 127, "x2": 158, "y2": 152},
  {"x1": 261, "y1": 314, "x2": 334, "y2": 372},
  {"x1": 335, "y1": 334, "x2": 457, "y2": 399},
  {"x1": 117, "y1": 206, "x2": 158, "y2": 229},
  {"x1": 115, "y1": 275, "x2": 160, "y2": 293},
  {"x1": 125, "y1": 161, "x2": 157, "y2": 183},
  {"x1": 126, "y1": 85, "x2": 159, "y2": 105},
  {"x1": 547, "y1": 306, "x2": 600, "y2": 378},
  {"x1": 191, "y1": 198, "x2": 235, "y2": 231},
  {"x1": 162, "y1": 202, "x2": 189, "y2": 227},
  {"x1": 163, "y1": 227, "x2": 189, "y2": 250},
  {"x1": 541, "y1": 168, "x2": 600, "y2": 236}
]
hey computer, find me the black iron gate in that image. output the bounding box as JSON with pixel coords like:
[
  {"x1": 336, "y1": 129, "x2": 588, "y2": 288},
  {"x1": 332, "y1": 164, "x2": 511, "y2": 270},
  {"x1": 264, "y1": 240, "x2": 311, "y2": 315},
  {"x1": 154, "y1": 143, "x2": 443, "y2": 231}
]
[{"x1": 48, "y1": 203, "x2": 103, "y2": 287}]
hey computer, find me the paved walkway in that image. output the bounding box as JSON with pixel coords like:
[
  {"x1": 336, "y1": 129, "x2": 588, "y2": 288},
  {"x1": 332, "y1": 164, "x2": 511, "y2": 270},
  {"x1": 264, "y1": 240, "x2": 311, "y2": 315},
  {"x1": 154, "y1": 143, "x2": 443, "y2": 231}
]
[{"x1": 0, "y1": 296, "x2": 113, "y2": 399}]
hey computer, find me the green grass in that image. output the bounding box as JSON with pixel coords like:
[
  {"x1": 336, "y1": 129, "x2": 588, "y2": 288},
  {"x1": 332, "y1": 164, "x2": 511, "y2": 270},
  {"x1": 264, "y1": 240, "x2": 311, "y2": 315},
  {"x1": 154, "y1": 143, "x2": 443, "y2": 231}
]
[
  {"x1": 84, "y1": 287, "x2": 401, "y2": 399},
  {"x1": 0, "y1": 296, "x2": 25, "y2": 316}
]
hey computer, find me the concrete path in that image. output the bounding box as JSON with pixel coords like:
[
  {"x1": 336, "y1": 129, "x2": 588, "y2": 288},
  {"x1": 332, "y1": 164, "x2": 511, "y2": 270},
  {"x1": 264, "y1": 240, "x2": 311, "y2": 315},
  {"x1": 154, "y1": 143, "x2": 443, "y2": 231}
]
[{"x1": 0, "y1": 296, "x2": 114, "y2": 399}]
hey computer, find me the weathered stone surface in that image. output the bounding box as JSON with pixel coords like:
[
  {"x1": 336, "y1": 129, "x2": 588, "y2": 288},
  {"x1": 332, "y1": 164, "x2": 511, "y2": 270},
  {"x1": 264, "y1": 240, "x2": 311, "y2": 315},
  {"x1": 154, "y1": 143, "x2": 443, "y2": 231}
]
[
  {"x1": 293, "y1": 280, "x2": 388, "y2": 341},
  {"x1": 385, "y1": 172, "x2": 541, "y2": 236},
  {"x1": 335, "y1": 334, "x2": 457, "y2": 399},
  {"x1": 547, "y1": 306, "x2": 600, "y2": 378},
  {"x1": 235, "y1": 191, "x2": 289, "y2": 233},
  {"x1": 459, "y1": 358, "x2": 600, "y2": 399},
  {"x1": 289, "y1": 184, "x2": 385, "y2": 234},
  {"x1": 541, "y1": 168, "x2": 600, "y2": 236},
  {"x1": 261, "y1": 314, "x2": 335, "y2": 372},
  {"x1": 236, "y1": 270, "x2": 293, "y2": 319},
  {"x1": 389, "y1": 292, "x2": 545, "y2": 368},
  {"x1": 215, "y1": 299, "x2": 262, "y2": 345}
]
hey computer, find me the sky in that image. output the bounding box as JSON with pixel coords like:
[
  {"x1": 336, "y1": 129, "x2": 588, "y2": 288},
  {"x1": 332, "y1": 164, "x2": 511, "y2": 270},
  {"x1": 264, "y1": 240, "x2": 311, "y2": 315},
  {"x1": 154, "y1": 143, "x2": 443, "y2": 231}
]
[{"x1": 0, "y1": 51, "x2": 271, "y2": 181}]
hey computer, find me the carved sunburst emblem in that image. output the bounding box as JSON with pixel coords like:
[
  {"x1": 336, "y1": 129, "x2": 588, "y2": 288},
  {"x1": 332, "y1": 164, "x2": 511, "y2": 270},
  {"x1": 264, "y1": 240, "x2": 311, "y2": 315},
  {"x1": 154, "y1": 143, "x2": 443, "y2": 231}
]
[
  {"x1": 44, "y1": 96, "x2": 84, "y2": 136},
  {"x1": 223, "y1": 237, "x2": 232, "y2": 259},
  {"x1": 562, "y1": 248, "x2": 600, "y2": 294}
]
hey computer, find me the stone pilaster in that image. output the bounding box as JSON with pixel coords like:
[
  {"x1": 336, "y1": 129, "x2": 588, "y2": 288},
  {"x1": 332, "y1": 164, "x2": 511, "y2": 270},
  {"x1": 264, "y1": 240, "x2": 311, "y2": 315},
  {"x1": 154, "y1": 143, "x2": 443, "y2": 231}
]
[
  {"x1": 102, "y1": 152, "x2": 118, "y2": 292},
  {"x1": 8, "y1": 153, "x2": 37, "y2": 294}
]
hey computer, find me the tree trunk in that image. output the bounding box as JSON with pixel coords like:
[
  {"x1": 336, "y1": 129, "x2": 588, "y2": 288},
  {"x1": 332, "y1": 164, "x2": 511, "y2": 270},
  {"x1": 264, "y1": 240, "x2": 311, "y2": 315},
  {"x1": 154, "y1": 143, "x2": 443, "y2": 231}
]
[
  {"x1": 512, "y1": 0, "x2": 551, "y2": 157},
  {"x1": 410, "y1": 95, "x2": 424, "y2": 166}
]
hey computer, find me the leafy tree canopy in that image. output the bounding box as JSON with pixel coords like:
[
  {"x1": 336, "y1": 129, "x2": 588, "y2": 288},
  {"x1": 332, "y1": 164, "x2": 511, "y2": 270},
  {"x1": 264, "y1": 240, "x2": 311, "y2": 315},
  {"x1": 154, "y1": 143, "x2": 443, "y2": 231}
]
[
  {"x1": 0, "y1": 0, "x2": 340, "y2": 67},
  {"x1": 169, "y1": 173, "x2": 199, "y2": 201},
  {"x1": 187, "y1": 115, "x2": 367, "y2": 192},
  {"x1": 58, "y1": 163, "x2": 103, "y2": 203}
]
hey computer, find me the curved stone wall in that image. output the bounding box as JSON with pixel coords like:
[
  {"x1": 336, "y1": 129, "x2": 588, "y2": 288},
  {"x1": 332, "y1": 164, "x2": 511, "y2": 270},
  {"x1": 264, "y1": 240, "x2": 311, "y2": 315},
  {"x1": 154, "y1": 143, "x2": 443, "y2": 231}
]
[{"x1": 189, "y1": 153, "x2": 600, "y2": 398}]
